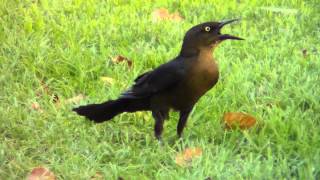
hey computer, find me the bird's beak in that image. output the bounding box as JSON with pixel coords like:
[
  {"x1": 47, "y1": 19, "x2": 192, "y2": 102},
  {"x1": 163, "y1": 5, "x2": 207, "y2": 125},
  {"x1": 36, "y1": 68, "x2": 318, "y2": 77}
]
[{"x1": 218, "y1": 19, "x2": 244, "y2": 41}]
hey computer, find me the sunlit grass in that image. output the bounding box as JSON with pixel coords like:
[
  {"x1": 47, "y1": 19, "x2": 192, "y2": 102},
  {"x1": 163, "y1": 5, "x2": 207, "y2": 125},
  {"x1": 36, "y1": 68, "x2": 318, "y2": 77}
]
[{"x1": 1, "y1": 0, "x2": 319, "y2": 179}]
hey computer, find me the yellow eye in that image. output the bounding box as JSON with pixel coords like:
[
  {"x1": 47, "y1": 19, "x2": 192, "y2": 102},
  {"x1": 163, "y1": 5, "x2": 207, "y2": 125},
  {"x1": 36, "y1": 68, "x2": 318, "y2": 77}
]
[{"x1": 204, "y1": 26, "x2": 211, "y2": 32}]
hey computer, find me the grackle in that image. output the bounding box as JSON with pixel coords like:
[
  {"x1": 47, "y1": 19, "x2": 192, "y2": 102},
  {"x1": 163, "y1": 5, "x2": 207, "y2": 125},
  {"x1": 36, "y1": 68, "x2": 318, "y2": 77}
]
[{"x1": 73, "y1": 19, "x2": 243, "y2": 140}]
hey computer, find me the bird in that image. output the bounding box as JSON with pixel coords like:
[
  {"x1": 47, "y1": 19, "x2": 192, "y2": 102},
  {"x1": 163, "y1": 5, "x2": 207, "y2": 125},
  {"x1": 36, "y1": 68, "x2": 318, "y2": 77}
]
[{"x1": 73, "y1": 19, "x2": 243, "y2": 140}]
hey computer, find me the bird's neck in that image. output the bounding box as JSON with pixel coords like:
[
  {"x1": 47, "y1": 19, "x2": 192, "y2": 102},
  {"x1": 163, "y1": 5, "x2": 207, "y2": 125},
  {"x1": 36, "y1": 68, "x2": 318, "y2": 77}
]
[
  {"x1": 180, "y1": 43, "x2": 214, "y2": 59},
  {"x1": 179, "y1": 44, "x2": 200, "y2": 57}
]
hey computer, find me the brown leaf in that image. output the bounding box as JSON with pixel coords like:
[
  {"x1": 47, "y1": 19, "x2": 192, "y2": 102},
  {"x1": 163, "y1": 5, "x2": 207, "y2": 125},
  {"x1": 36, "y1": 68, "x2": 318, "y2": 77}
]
[
  {"x1": 302, "y1": 49, "x2": 308, "y2": 58},
  {"x1": 152, "y1": 8, "x2": 183, "y2": 22},
  {"x1": 91, "y1": 172, "x2": 104, "y2": 180},
  {"x1": 36, "y1": 81, "x2": 60, "y2": 104},
  {"x1": 175, "y1": 147, "x2": 202, "y2": 167},
  {"x1": 31, "y1": 102, "x2": 43, "y2": 113},
  {"x1": 224, "y1": 112, "x2": 256, "y2": 130},
  {"x1": 112, "y1": 55, "x2": 133, "y2": 68},
  {"x1": 36, "y1": 81, "x2": 50, "y2": 97},
  {"x1": 31, "y1": 102, "x2": 40, "y2": 110},
  {"x1": 170, "y1": 12, "x2": 183, "y2": 21},
  {"x1": 100, "y1": 76, "x2": 115, "y2": 84},
  {"x1": 27, "y1": 167, "x2": 56, "y2": 180},
  {"x1": 65, "y1": 94, "x2": 85, "y2": 104}
]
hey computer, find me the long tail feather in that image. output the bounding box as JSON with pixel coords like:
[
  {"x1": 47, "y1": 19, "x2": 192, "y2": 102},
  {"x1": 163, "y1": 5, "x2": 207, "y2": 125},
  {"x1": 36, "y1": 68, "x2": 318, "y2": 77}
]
[{"x1": 72, "y1": 98, "x2": 149, "y2": 123}]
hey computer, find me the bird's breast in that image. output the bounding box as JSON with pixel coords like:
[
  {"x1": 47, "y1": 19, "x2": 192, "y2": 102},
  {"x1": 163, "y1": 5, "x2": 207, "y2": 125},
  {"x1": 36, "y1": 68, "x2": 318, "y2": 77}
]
[
  {"x1": 188, "y1": 60, "x2": 219, "y2": 93},
  {"x1": 170, "y1": 59, "x2": 219, "y2": 109}
]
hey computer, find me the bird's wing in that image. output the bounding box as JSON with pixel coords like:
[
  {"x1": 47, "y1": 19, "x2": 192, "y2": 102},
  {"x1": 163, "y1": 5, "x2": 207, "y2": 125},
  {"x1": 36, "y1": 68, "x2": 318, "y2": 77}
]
[{"x1": 121, "y1": 59, "x2": 186, "y2": 99}]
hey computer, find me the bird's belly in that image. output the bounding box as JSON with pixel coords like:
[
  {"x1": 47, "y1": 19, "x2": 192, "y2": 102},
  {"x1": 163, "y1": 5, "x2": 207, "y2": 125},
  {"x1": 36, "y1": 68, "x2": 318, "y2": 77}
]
[{"x1": 170, "y1": 67, "x2": 219, "y2": 110}]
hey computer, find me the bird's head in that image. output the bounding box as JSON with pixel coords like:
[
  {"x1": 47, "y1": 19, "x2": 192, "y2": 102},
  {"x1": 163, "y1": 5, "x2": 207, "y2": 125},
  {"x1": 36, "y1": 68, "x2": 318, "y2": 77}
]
[{"x1": 180, "y1": 19, "x2": 243, "y2": 56}]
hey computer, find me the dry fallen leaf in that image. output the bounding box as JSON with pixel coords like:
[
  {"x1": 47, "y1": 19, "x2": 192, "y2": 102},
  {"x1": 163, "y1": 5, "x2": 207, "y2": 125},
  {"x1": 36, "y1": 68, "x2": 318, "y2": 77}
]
[
  {"x1": 175, "y1": 147, "x2": 202, "y2": 167},
  {"x1": 36, "y1": 81, "x2": 60, "y2": 103},
  {"x1": 302, "y1": 49, "x2": 308, "y2": 58},
  {"x1": 31, "y1": 102, "x2": 40, "y2": 110},
  {"x1": 65, "y1": 94, "x2": 85, "y2": 104},
  {"x1": 152, "y1": 8, "x2": 183, "y2": 22},
  {"x1": 90, "y1": 172, "x2": 104, "y2": 180},
  {"x1": 112, "y1": 55, "x2": 133, "y2": 68},
  {"x1": 224, "y1": 112, "x2": 256, "y2": 130},
  {"x1": 27, "y1": 167, "x2": 56, "y2": 180},
  {"x1": 36, "y1": 81, "x2": 50, "y2": 97},
  {"x1": 100, "y1": 76, "x2": 115, "y2": 84},
  {"x1": 31, "y1": 102, "x2": 44, "y2": 113},
  {"x1": 170, "y1": 12, "x2": 183, "y2": 21}
]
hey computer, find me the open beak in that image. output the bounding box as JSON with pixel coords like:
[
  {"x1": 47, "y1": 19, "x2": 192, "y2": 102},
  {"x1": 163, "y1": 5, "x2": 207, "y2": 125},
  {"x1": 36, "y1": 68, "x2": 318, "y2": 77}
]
[{"x1": 218, "y1": 19, "x2": 244, "y2": 41}]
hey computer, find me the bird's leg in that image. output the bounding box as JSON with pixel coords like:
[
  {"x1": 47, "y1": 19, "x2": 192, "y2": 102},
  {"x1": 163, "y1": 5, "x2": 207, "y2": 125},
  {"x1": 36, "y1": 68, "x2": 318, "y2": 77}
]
[
  {"x1": 177, "y1": 107, "x2": 193, "y2": 138},
  {"x1": 152, "y1": 110, "x2": 168, "y2": 140}
]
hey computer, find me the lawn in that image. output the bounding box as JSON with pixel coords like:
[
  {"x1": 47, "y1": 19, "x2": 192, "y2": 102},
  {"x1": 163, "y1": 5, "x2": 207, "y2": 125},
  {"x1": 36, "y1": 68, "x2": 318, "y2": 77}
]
[{"x1": 1, "y1": 0, "x2": 319, "y2": 179}]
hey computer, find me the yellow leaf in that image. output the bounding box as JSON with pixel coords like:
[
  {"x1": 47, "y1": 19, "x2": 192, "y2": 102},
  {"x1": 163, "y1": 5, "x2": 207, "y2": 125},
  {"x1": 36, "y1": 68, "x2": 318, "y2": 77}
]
[
  {"x1": 65, "y1": 94, "x2": 85, "y2": 104},
  {"x1": 152, "y1": 8, "x2": 183, "y2": 22},
  {"x1": 100, "y1": 76, "x2": 115, "y2": 84}
]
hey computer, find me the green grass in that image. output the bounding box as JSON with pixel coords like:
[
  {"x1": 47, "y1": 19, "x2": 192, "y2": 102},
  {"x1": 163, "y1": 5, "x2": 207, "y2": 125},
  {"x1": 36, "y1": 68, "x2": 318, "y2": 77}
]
[{"x1": 1, "y1": 0, "x2": 320, "y2": 179}]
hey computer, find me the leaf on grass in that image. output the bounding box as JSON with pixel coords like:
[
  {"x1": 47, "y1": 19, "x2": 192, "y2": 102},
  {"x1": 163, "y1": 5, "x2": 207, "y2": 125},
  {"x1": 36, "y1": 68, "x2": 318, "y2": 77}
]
[
  {"x1": 100, "y1": 76, "x2": 115, "y2": 84},
  {"x1": 175, "y1": 147, "x2": 202, "y2": 167},
  {"x1": 169, "y1": 12, "x2": 183, "y2": 21},
  {"x1": 152, "y1": 8, "x2": 183, "y2": 22},
  {"x1": 36, "y1": 81, "x2": 49, "y2": 97},
  {"x1": 90, "y1": 172, "x2": 104, "y2": 180},
  {"x1": 112, "y1": 55, "x2": 133, "y2": 68},
  {"x1": 302, "y1": 49, "x2": 308, "y2": 58},
  {"x1": 260, "y1": 7, "x2": 298, "y2": 14},
  {"x1": 36, "y1": 81, "x2": 60, "y2": 103},
  {"x1": 65, "y1": 94, "x2": 85, "y2": 104},
  {"x1": 31, "y1": 102, "x2": 44, "y2": 113},
  {"x1": 224, "y1": 112, "x2": 256, "y2": 130},
  {"x1": 31, "y1": 102, "x2": 40, "y2": 110},
  {"x1": 27, "y1": 167, "x2": 56, "y2": 180}
]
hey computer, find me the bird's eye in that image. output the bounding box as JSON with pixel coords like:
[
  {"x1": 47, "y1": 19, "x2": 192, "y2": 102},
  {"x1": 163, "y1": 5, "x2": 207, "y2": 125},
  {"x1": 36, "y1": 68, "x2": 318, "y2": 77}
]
[{"x1": 204, "y1": 26, "x2": 211, "y2": 32}]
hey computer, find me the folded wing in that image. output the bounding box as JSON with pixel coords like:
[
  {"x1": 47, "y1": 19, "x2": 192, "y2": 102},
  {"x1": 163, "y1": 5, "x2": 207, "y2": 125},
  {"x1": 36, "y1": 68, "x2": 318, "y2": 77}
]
[{"x1": 121, "y1": 59, "x2": 186, "y2": 99}]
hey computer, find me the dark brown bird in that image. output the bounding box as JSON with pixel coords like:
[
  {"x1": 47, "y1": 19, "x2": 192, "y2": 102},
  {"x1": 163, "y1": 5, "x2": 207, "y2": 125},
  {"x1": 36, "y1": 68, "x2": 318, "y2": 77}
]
[{"x1": 73, "y1": 19, "x2": 243, "y2": 140}]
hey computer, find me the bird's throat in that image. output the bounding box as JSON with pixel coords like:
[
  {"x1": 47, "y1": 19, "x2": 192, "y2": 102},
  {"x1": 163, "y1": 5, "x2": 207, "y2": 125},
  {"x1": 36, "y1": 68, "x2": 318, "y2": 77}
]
[{"x1": 180, "y1": 46, "x2": 200, "y2": 57}]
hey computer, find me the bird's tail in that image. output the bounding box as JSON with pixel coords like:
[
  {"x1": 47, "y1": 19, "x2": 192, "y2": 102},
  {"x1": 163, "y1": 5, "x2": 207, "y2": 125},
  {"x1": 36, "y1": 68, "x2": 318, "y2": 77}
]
[{"x1": 72, "y1": 98, "x2": 149, "y2": 123}]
